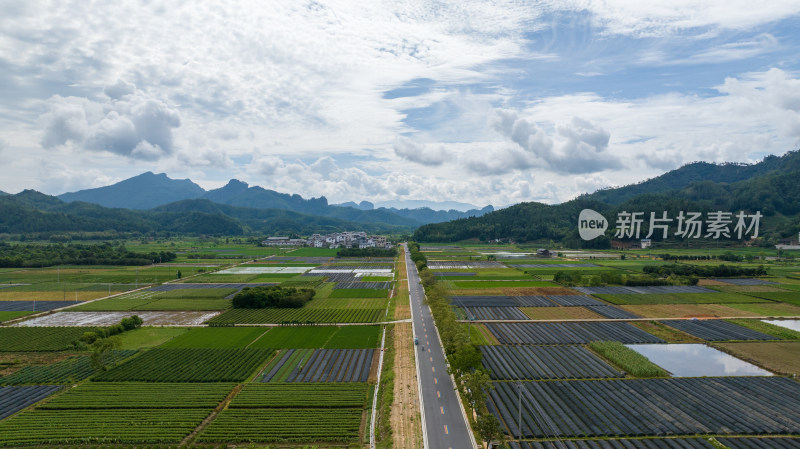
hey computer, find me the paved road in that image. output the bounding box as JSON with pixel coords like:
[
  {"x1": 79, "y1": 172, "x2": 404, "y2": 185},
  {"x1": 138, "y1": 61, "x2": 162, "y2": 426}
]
[{"x1": 405, "y1": 244, "x2": 476, "y2": 449}]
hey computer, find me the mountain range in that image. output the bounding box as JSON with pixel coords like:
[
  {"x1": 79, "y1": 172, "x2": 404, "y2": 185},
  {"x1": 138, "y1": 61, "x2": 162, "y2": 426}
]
[
  {"x1": 414, "y1": 149, "x2": 800, "y2": 246},
  {"x1": 57, "y1": 173, "x2": 493, "y2": 228},
  {"x1": 2, "y1": 150, "x2": 799, "y2": 241}
]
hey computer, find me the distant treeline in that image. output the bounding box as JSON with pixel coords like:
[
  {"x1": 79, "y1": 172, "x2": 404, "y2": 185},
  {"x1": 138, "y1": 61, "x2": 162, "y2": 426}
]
[
  {"x1": 643, "y1": 264, "x2": 767, "y2": 278},
  {"x1": 0, "y1": 242, "x2": 177, "y2": 268},
  {"x1": 337, "y1": 247, "x2": 396, "y2": 258}
]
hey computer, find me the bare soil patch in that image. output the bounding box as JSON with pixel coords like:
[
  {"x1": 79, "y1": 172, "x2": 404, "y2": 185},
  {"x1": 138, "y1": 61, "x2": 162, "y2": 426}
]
[
  {"x1": 0, "y1": 352, "x2": 75, "y2": 376},
  {"x1": 13, "y1": 311, "x2": 220, "y2": 327},
  {"x1": 631, "y1": 320, "x2": 704, "y2": 343},
  {"x1": 391, "y1": 322, "x2": 422, "y2": 449}
]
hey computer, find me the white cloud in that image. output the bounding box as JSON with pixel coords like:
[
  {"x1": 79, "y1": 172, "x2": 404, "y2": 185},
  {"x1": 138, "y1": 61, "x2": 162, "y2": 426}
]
[
  {"x1": 556, "y1": 0, "x2": 800, "y2": 37},
  {"x1": 40, "y1": 82, "x2": 180, "y2": 160},
  {"x1": 490, "y1": 110, "x2": 620, "y2": 174},
  {"x1": 393, "y1": 137, "x2": 449, "y2": 166}
]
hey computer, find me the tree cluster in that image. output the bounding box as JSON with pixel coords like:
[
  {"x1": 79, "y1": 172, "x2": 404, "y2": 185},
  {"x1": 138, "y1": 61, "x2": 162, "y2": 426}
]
[
  {"x1": 232, "y1": 285, "x2": 315, "y2": 309},
  {"x1": 643, "y1": 263, "x2": 767, "y2": 278}
]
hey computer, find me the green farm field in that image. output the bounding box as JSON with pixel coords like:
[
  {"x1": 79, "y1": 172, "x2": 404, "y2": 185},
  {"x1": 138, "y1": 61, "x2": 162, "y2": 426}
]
[
  {"x1": 160, "y1": 327, "x2": 269, "y2": 348},
  {"x1": 593, "y1": 292, "x2": 769, "y2": 305}
]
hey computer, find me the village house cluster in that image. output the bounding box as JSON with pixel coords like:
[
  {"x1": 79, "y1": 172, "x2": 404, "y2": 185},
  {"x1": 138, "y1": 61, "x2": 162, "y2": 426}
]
[{"x1": 262, "y1": 231, "x2": 391, "y2": 249}]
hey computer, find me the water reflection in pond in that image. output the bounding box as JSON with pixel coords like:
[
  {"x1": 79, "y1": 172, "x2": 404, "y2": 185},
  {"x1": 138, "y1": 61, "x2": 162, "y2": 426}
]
[
  {"x1": 763, "y1": 319, "x2": 800, "y2": 332},
  {"x1": 625, "y1": 344, "x2": 772, "y2": 377}
]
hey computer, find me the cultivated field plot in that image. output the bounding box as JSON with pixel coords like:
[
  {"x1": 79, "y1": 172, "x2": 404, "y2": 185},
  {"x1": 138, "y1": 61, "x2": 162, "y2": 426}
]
[
  {"x1": 0, "y1": 327, "x2": 94, "y2": 351},
  {"x1": 575, "y1": 286, "x2": 716, "y2": 295},
  {"x1": 486, "y1": 322, "x2": 664, "y2": 344},
  {"x1": 718, "y1": 438, "x2": 800, "y2": 448},
  {"x1": 73, "y1": 288, "x2": 236, "y2": 312},
  {"x1": 94, "y1": 348, "x2": 274, "y2": 382},
  {"x1": 452, "y1": 296, "x2": 518, "y2": 307},
  {"x1": 585, "y1": 305, "x2": 641, "y2": 319},
  {"x1": 148, "y1": 283, "x2": 274, "y2": 291},
  {"x1": 39, "y1": 382, "x2": 235, "y2": 409},
  {"x1": 661, "y1": 320, "x2": 779, "y2": 341},
  {"x1": 0, "y1": 300, "x2": 76, "y2": 312},
  {"x1": 489, "y1": 377, "x2": 800, "y2": 439},
  {"x1": 714, "y1": 342, "x2": 800, "y2": 375},
  {"x1": 250, "y1": 326, "x2": 380, "y2": 350},
  {"x1": 481, "y1": 345, "x2": 622, "y2": 380},
  {"x1": 461, "y1": 306, "x2": 529, "y2": 320},
  {"x1": 269, "y1": 256, "x2": 332, "y2": 263},
  {"x1": 510, "y1": 263, "x2": 600, "y2": 268},
  {"x1": 547, "y1": 295, "x2": 606, "y2": 307},
  {"x1": 0, "y1": 350, "x2": 135, "y2": 385},
  {"x1": 197, "y1": 408, "x2": 362, "y2": 443},
  {"x1": 230, "y1": 383, "x2": 369, "y2": 408},
  {"x1": 428, "y1": 261, "x2": 507, "y2": 269},
  {"x1": 712, "y1": 279, "x2": 777, "y2": 286},
  {"x1": 521, "y1": 307, "x2": 605, "y2": 321},
  {"x1": 215, "y1": 266, "x2": 312, "y2": 274},
  {"x1": 595, "y1": 292, "x2": 764, "y2": 306},
  {"x1": 453, "y1": 280, "x2": 558, "y2": 289},
  {"x1": 434, "y1": 272, "x2": 477, "y2": 277},
  {"x1": 0, "y1": 408, "x2": 210, "y2": 446},
  {"x1": 510, "y1": 440, "x2": 716, "y2": 449},
  {"x1": 0, "y1": 385, "x2": 61, "y2": 420},
  {"x1": 263, "y1": 348, "x2": 374, "y2": 382},
  {"x1": 305, "y1": 272, "x2": 357, "y2": 282},
  {"x1": 160, "y1": 327, "x2": 267, "y2": 348},
  {"x1": 14, "y1": 311, "x2": 221, "y2": 326},
  {"x1": 334, "y1": 281, "x2": 392, "y2": 290},
  {"x1": 209, "y1": 308, "x2": 383, "y2": 324}
]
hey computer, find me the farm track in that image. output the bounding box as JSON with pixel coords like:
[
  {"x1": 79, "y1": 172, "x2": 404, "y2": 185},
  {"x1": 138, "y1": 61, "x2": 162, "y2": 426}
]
[
  {"x1": 180, "y1": 384, "x2": 243, "y2": 446},
  {"x1": 391, "y1": 322, "x2": 423, "y2": 448}
]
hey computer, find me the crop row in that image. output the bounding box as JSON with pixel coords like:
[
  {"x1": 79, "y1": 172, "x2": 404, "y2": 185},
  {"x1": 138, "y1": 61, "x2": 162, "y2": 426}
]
[
  {"x1": 94, "y1": 348, "x2": 274, "y2": 382},
  {"x1": 334, "y1": 281, "x2": 392, "y2": 290},
  {"x1": 0, "y1": 409, "x2": 209, "y2": 446},
  {"x1": 510, "y1": 439, "x2": 716, "y2": 449},
  {"x1": 485, "y1": 322, "x2": 664, "y2": 345},
  {"x1": 0, "y1": 385, "x2": 61, "y2": 420},
  {"x1": 197, "y1": 409, "x2": 362, "y2": 443},
  {"x1": 231, "y1": 383, "x2": 369, "y2": 408},
  {"x1": 588, "y1": 341, "x2": 668, "y2": 378},
  {"x1": 262, "y1": 348, "x2": 375, "y2": 383},
  {"x1": 0, "y1": 327, "x2": 94, "y2": 352},
  {"x1": 0, "y1": 301, "x2": 76, "y2": 312},
  {"x1": 661, "y1": 320, "x2": 778, "y2": 341},
  {"x1": 209, "y1": 308, "x2": 383, "y2": 324},
  {"x1": 461, "y1": 307, "x2": 528, "y2": 320},
  {"x1": 480, "y1": 345, "x2": 623, "y2": 380},
  {"x1": 0, "y1": 350, "x2": 136, "y2": 385},
  {"x1": 488, "y1": 377, "x2": 800, "y2": 438},
  {"x1": 40, "y1": 383, "x2": 236, "y2": 409},
  {"x1": 716, "y1": 438, "x2": 800, "y2": 449}
]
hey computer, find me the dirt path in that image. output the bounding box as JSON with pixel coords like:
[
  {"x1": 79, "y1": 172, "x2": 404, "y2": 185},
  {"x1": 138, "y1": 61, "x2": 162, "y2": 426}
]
[
  {"x1": 394, "y1": 249, "x2": 411, "y2": 320},
  {"x1": 181, "y1": 383, "x2": 243, "y2": 445},
  {"x1": 391, "y1": 322, "x2": 423, "y2": 448}
]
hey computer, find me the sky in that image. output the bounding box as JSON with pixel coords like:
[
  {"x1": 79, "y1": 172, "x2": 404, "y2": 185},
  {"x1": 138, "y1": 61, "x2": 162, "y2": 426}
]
[{"x1": 1, "y1": 1, "x2": 800, "y2": 208}]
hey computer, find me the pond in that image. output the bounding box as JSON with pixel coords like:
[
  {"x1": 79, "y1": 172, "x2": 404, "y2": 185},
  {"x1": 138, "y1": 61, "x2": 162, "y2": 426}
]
[
  {"x1": 625, "y1": 344, "x2": 772, "y2": 377},
  {"x1": 762, "y1": 319, "x2": 800, "y2": 332}
]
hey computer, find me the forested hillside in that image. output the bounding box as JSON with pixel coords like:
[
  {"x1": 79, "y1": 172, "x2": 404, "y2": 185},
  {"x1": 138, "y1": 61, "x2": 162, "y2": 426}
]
[{"x1": 415, "y1": 150, "x2": 800, "y2": 246}]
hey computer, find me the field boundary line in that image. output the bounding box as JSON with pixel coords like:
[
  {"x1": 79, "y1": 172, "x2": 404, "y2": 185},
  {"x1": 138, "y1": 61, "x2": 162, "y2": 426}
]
[
  {"x1": 180, "y1": 383, "x2": 244, "y2": 446},
  {"x1": 370, "y1": 325, "x2": 387, "y2": 449}
]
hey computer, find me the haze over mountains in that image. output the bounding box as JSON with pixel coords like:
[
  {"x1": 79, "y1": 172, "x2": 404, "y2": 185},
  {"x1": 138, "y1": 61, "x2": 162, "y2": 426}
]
[{"x1": 57, "y1": 172, "x2": 494, "y2": 228}]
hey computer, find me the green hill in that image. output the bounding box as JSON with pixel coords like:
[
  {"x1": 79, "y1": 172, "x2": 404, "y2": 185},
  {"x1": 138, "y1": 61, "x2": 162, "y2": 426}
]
[{"x1": 414, "y1": 150, "x2": 800, "y2": 246}]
